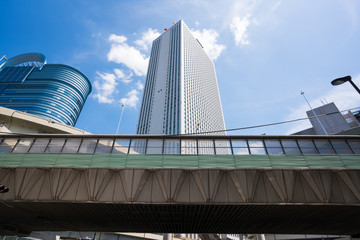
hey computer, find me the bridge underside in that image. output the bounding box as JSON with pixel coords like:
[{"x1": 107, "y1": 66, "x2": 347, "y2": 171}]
[
  {"x1": 1, "y1": 167, "x2": 360, "y2": 236},
  {"x1": 1, "y1": 202, "x2": 360, "y2": 236}
]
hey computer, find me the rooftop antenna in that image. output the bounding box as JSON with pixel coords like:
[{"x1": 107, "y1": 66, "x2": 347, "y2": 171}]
[
  {"x1": 116, "y1": 104, "x2": 125, "y2": 134},
  {"x1": 301, "y1": 91, "x2": 328, "y2": 135}
]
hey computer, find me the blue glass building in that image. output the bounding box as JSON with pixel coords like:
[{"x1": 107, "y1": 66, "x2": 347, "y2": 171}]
[{"x1": 0, "y1": 53, "x2": 92, "y2": 126}]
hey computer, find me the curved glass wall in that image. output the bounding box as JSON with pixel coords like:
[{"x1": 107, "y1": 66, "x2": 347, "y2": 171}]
[{"x1": 0, "y1": 53, "x2": 92, "y2": 126}]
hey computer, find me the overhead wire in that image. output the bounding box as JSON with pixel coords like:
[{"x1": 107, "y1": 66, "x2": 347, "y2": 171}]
[
  {"x1": 181, "y1": 106, "x2": 360, "y2": 135},
  {"x1": 0, "y1": 106, "x2": 359, "y2": 136}
]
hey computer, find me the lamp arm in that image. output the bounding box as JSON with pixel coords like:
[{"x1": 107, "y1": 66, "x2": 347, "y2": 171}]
[{"x1": 348, "y1": 79, "x2": 360, "y2": 95}]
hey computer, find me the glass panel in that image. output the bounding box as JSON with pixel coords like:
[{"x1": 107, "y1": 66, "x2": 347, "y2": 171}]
[
  {"x1": 314, "y1": 140, "x2": 334, "y2": 154},
  {"x1": 164, "y1": 139, "x2": 180, "y2": 154},
  {"x1": 248, "y1": 140, "x2": 265, "y2": 154},
  {"x1": 301, "y1": 148, "x2": 318, "y2": 154},
  {"x1": 112, "y1": 139, "x2": 130, "y2": 154},
  {"x1": 264, "y1": 140, "x2": 281, "y2": 148},
  {"x1": 198, "y1": 147, "x2": 215, "y2": 155},
  {"x1": 298, "y1": 140, "x2": 315, "y2": 148},
  {"x1": 267, "y1": 148, "x2": 284, "y2": 155},
  {"x1": 250, "y1": 147, "x2": 266, "y2": 155},
  {"x1": 334, "y1": 148, "x2": 353, "y2": 154},
  {"x1": 29, "y1": 138, "x2": 50, "y2": 153},
  {"x1": 314, "y1": 140, "x2": 332, "y2": 148},
  {"x1": 281, "y1": 140, "x2": 298, "y2": 148},
  {"x1": 215, "y1": 140, "x2": 231, "y2": 155},
  {"x1": 331, "y1": 140, "x2": 352, "y2": 154},
  {"x1": 146, "y1": 139, "x2": 163, "y2": 154},
  {"x1": 0, "y1": 66, "x2": 34, "y2": 83},
  {"x1": 231, "y1": 140, "x2": 247, "y2": 148},
  {"x1": 248, "y1": 140, "x2": 264, "y2": 148},
  {"x1": 298, "y1": 140, "x2": 317, "y2": 154},
  {"x1": 348, "y1": 140, "x2": 360, "y2": 154},
  {"x1": 233, "y1": 148, "x2": 249, "y2": 155},
  {"x1": 78, "y1": 139, "x2": 98, "y2": 154},
  {"x1": 318, "y1": 148, "x2": 335, "y2": 154},
  {"x1": 95, "y1": 139, "x2": 114, "y2": 154},
  {"x1": 181, "y1": 139, "x2": 197, "y2": 155},
  {"x1": 215, "y1": 140, "x2": 230, "y2": 148},
  {"x1": 146, "y1": 148, "x2": 162, "y2": 154},
  {"x1": 0, "y1": 138, "x2": 18, "y2": 153},
  {"x1": 45, "y1": 139, "x2": 65, "y2": 153},
  {"x1": 198, "y1": 140, "x2": 213, "y2": 148},
  {"x1": 216, "y1": 147, "x2": 232, "y2": 155},
  {"x1": 284, "y1": 148, "x2": 301, "y2": 155},
  {"x1": 62, "y1": 138, "x2": 82, "y2": 153},
  {"x1": 12, "y1": 138, "x2": 33, "y2": 153},
  {"x1": 348, "y1": 140, "x2": 360, "y2": 149},
  {"x1": 198, "y1": 140, "x2": 214, "y2": 155},
  {"x1": 129, "y1": 139, "x2": 146, "y2": 154},
  {"x1": 331, "y1": 140, "x2": 349, "y2": 148},
  {"x1": 351, "y1": 148, "x2": 360, "y2": 154},
  {"x1": 147, "y1": 139, "x2": 163, "y2": 148}
]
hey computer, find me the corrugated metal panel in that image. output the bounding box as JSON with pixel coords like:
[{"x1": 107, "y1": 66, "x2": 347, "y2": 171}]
[{"x1": 1, "y1": 153, "x2": 360, "y2": 169}]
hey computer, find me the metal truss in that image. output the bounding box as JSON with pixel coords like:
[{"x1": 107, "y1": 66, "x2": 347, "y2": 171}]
[
  {"x1": 1, "y1": 167, "x2": 360, "y2": 235},
  {"x1": 1, "y1": 167, "x2": 360, "y2": 204}
]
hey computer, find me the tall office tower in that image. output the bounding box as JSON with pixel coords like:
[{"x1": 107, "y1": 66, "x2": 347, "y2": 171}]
[
  {"x1": 0, "y1": 53, "x2": 92, "y2": 126},
  {"x1": 137, "y1": 20, "x2": 225, "y2": 135}
]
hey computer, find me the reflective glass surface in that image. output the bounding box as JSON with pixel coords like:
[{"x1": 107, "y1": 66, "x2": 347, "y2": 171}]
[
  {"x1": 12, "y1": 138, "x2": 33, "y2": 153},
  {"x1": 0, "y1": 136, "x2": 359, "y2": 156}
]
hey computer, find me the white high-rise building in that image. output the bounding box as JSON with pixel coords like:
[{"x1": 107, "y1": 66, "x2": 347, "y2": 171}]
[{"x1": 137, "y1": 20, "x2": 226, "y2": 135}]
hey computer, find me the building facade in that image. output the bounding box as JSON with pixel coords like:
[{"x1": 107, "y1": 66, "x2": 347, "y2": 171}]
[
  {"x1": 0, "y1": 53, "x2": 92, "y2": 126},
  {"x1": 293, "y1": 102, "x2": 360, "y2": 135},
  {"x1": 137, "y1": 20, "x2": 225, "y2": 135}
]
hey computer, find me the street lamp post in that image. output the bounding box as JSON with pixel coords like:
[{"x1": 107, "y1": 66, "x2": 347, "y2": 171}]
[
  {"x1": 116, "y1": 104, "x2": 125, "y2": 135},
  {"x1": 331, "y1": 75, "x2": 360, "y2": 94}
]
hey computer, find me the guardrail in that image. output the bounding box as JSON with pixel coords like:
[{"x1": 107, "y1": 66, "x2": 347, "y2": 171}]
[{"x1": 0, "y1": 134, "x2": 359, "y2": 155}]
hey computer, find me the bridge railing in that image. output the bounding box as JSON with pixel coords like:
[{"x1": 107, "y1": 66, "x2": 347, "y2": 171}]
[
  {"x1": 0, "y1": 134, "x2": 359, "y2": 155},
  {"x1": 0, "y1": 134, "x2": 360, "y2": 155}
]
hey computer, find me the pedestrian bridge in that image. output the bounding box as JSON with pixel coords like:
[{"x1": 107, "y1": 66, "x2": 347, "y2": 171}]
[{"x1": 0, "y1": 134, "x2": 360, "y2": 236}]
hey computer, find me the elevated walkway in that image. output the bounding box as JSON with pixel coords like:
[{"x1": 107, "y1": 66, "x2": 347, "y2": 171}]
[{"x1": 0, "y1": 134, "x2": 360, "y2": 236}]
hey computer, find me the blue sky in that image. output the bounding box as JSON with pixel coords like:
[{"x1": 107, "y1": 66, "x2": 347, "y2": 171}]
[{"x1": 1, "y1": 0, "x2": 360, "y2": 135}]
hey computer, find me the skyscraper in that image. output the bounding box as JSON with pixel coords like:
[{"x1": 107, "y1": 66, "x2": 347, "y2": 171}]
[
  {"x1": 137, "y1": 20, "x2": 225, "y2": 135},
  {"x1": 0, "y1": 53, "x2": 92, "y2": 126}
]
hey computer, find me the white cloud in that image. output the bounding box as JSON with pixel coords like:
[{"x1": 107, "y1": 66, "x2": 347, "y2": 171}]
[
  {"x1": 107, "y1": 34, "x2": 149, "y2": 76},
  {"x1": 120, "y1": 89, "x2": 140, "y2": 109},
  {"x1": 95, "y1": 30, "x2": 152, "y2": 107},
  {"x1": 114, "y1": 68, "x2": 133, "y2": 84},
  {"x1": 121, "y1": 78, "x2": 132, "y2": 84},
  {"x1": 93, "y1": 72, "x2": 118, "y2": 104},
  {"x1": 191, "y1": 28, "x2": 226, "y2": 60},
  {"x1": 93, "y1": 68, "x2": 137, "y2": 104},
  {"x1": 114, "y1": 68, "x2": 125, "y2": 79},
  {"x1": 285, "y1": 75, "x2": 360, "y2": 134},
  {"x1": 230, "y1": 15, "x2": 251, "y2": 45},
  {"x1": 136, "y1": 81, "x2": 144, "y2": 90},
  {"x1": 226, "y1": 0, "x2": 285, "y2": 46},
  {"x1": 134, "y1": 28, "x2": 161, "y2": 51},
  {"x1": 109, "y1": 34, "x2": 127, "y2": 43}
]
